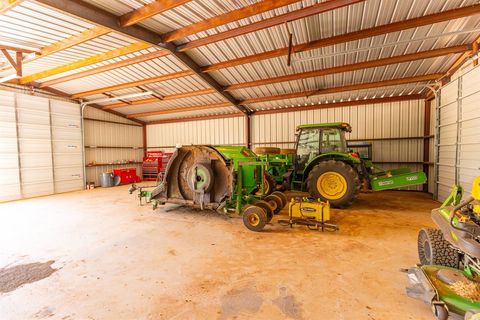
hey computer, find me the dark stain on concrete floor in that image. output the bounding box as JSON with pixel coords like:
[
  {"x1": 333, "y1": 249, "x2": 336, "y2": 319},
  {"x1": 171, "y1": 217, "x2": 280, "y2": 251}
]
[
  {"x1": 220, "y1": 287, "x2": 263, "y2": 319},
  {"x1": 0, "y1": 261, "x2": 57, "y2": 293}
]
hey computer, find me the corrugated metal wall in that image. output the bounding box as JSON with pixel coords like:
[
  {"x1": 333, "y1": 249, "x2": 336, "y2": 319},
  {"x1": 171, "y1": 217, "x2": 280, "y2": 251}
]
[
  {"x1": 84, "y1": 107, "x2": 143, "y2": 186},
  {"x1": 0, "y1": 90, "x2": 20, "y2": 201},
  {"x1": 0, "y1": 88, "x2": 83, "y2": 201},
  {"x1": 147, "y1": 117, "x2": 246, "y2": 151},
  {"x1": 435, "y1": 64, "x2": 480, "y2": 201},
  {"x1": 147, "y1": 100, "x2": 426, "y2": 191}
]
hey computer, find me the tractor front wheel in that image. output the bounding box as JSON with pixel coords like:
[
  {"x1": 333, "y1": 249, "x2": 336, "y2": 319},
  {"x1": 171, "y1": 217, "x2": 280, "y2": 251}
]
[
  {"x1": 307, "y1": 160, "x2": 360, "y2": 208},
  {"x1": 418, "y1": 228, "x2": 459, "y2": 268}
]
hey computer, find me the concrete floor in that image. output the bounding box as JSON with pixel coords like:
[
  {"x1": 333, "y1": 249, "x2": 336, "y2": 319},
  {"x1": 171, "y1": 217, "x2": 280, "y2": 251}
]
[{"x1": 0, "y1": 186, "x2": 439, "y2": 320}]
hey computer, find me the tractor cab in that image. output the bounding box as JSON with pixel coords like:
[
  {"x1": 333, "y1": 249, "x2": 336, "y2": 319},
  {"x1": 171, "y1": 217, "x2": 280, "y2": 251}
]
[{"x1": 294, "y1": 122, "x2": 351, "y2": 173}]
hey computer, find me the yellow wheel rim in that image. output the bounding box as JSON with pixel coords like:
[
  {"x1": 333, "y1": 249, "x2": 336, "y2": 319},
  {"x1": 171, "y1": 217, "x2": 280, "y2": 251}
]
[
  {"x1": 248, "y1": 213, "x2": 260, "y2": 227},
  {"x1": 316, "y1": 172, "x2": 347, "y2": 200},
  {"x1": 256, "y1": 177, "x2": 271, "y2": 195}
]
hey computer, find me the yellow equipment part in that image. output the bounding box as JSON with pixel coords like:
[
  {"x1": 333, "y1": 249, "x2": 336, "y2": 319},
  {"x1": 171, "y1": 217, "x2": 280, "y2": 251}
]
[
  {"x1": 472, "y1": 176, "x2": 480, "y2": 214},
  {"x1": 288, "y1": 197, "x2": 330, "y2": 221}
]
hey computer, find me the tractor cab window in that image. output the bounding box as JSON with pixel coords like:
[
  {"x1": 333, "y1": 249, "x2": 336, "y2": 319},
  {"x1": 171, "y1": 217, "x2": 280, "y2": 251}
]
[
  {"x1": 321, "y1": 128, "x2": 347, "y2": 153},
  {"x1": 296, "y1": 128, "x2": 320, "y2": 172}
]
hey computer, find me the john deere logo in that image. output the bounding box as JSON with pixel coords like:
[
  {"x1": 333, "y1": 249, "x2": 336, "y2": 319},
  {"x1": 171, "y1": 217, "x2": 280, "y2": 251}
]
[
  {"x1": 301, "y1": 207, "x2": 316, "y2": 212},
  {"x1": 378, "y1": 180, "x2": 394, "y2": 186},
  {"x1": 406, "y1": 176, "x2": 418, "y2": 181}
]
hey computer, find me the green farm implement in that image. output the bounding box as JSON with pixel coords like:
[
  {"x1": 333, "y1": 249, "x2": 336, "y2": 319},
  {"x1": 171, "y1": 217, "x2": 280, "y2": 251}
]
[
  {"x1": 136, "y1": 122, "x2": 426, "y2": 231},
  {"x1": 406, "y1": 177, "x2": 480, "y2": 320}
]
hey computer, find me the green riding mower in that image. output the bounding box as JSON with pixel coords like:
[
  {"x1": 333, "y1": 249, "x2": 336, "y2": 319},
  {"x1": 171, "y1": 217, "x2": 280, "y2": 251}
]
[{"x1": 406, "y1": 176, "x2": 480, "y2": 320}]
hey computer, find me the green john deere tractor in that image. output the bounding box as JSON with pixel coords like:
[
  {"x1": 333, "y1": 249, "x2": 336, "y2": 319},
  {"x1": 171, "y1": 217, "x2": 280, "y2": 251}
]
[{"x1": 256, "y1": 122, "x2": 427, "y2": 208}]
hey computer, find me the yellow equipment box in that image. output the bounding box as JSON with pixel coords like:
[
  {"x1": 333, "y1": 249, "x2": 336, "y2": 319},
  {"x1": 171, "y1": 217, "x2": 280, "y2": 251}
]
[{"x1": 279, "y1": 197, "x2": 338, "y2": 231}]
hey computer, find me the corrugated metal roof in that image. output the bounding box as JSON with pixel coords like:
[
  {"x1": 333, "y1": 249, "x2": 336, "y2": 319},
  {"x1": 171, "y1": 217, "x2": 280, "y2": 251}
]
[{"x1": 1, "y1": 0, "x2": 479, "y2": 121}]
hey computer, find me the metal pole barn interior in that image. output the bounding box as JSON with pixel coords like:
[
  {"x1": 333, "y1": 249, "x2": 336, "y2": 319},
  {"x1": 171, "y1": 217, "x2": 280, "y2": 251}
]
[{"x1": 0, "y1": 1, "x2": 480, "y2": 319}]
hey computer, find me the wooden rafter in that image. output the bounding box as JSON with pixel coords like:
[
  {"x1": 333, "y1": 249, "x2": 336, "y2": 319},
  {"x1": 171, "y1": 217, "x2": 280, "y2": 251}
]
[
  {"x1": 202, "y1": 4, "x2": 480, "y2": 72},
  {"x1": 71, "y1": 70, "x2": 194, "y2": 98},
  {"x1": 225, "y1": 45, "x2": 470, "y2": 91},
  {"x1": 0, "y1": 0, "x2": 24, "y2": 14},
  {"x1": 146, "y1": 95, "x2": 422, "y2": 124},
  {"x1": 0, "y1": 44, "x2": 37, "y2": 54},
  {"x1": 241, "y1": 74, "x2": 442, "y2": 105},
  {"x1": 1, "y1": 48, "x2": 22, "y2": 76},
  {"x1": 39, "y1": 26, "x2": 110, "y2": 55},
  {"x1": 126, "y1": 102, "x2": 232, "y2": 118},
  {"x1": 37, "y1": 85, "x2": 145, "y2": 125},
  {"x1": 148, "y1": 112, "x2": 243, "y2": 125},
  {"x1": 1, "y1": 26, "x2": 110, "y2": 73},
  {"x1": 178, "y1": 0, "x2": 365, "y2": 52},
  {"x1": 119, "y1": 0, "x2": 191, "y2": 27},
  {"x1": 254, "y1": 95, "x2": 423, "y2": 115},
  {"x1": 39, "y1": 50, "x2": 168, "y2": 88},
  {"x1": 20, "y1": 42, "x2": 151, "y2": 84},
  {"x1": 37, "y1": 0, "x2": 247, "y2": 114},
  {"x1": 162, "y1": 0, "x2": 300, "y2": 43},
  {"x1": 102, "y1": 88, "x2": 216, "y2": 109}
]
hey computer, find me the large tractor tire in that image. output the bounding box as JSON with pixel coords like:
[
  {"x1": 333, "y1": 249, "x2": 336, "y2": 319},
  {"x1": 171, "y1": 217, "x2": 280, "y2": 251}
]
[
  {"x1": 418, "y1": 228, "x2": 459, "y2": 268},
  {"x1": 254, "y1": 147, "x2": 280, "y2": 155},
  {"x1": 306, "y1": 160, "x2": 360, "y2": 208}
]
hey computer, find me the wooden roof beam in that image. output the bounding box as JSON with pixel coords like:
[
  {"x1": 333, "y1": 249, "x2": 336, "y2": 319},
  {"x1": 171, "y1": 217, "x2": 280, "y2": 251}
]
[
  {"x1": 38, "y1": 50, "x2": 168, "y2": 88},
  {"x1": 254, "y1": 95, "x2": 423, "y2": 115},
  {"x1": 1, "y1": 26, "x2": 110, "y2": 72},
  {"x1": 102, "y1": 88, "x2": 216, "y2": 109},
  {"x1": 162, "y1": 0, "x2": 301, "y2": 43},
  {"x1": 119, "y1": 0, "x2": 191, "y2": 27},
  {"x1": 241, "y1": 74, "x2": 442, "y2": 105},
  {"x1": 148, "y1": 112, "x2": 244, "y2": 125},
  {"x1": 36, "y1": 0, "x2": 246, "y2": 114},
  {"x1": 71, "y1": 70, "x2": 194, "y2": 98},
  {"x1": 225, "y1": 45, "x2": 470, "y2": 91},
  {"x1": 145, "y1": 95, "x2": 423, "y2": 124},
  {"x1": 126, "y1": 102, "x2": 232, "y2": 118},
  {"x1": 178, "y1": 0, "x2": 365, "y2": 52},
  {"x1": 203, "y1": 4, "x2": 480, "y2": 72},
  {"x1": 0, "y1": 44, "x2": 37, "y2": 54},
  {"x1": 36, "y1": 0, "x2": 247, "y2": 114},
  {"x1": 20, "y1": 42, "x2": 151, "y2": 84}
]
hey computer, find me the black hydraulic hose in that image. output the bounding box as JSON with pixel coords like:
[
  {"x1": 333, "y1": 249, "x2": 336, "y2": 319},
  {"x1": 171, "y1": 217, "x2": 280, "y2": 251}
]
[{"x1": 450, "y1": 196, "x2": 475, "y2": 236}]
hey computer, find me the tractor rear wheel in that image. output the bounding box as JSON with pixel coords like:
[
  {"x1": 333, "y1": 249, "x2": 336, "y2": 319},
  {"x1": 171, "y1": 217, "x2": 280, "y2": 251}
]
[
  {"x1": 307, "y1": 160, "x2": 360, "y2": 208},
  {"x1": 418, "y1": 228, "x2": 459, "y2": 268},
  {"x1": 242, "y1": 205, "x2": 268, "y2": 232}
]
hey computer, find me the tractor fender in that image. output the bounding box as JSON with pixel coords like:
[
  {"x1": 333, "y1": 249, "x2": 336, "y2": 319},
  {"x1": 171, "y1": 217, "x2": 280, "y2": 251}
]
[{"x1": 302, "y1": 153, "x2": 360, "y2": 183}]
